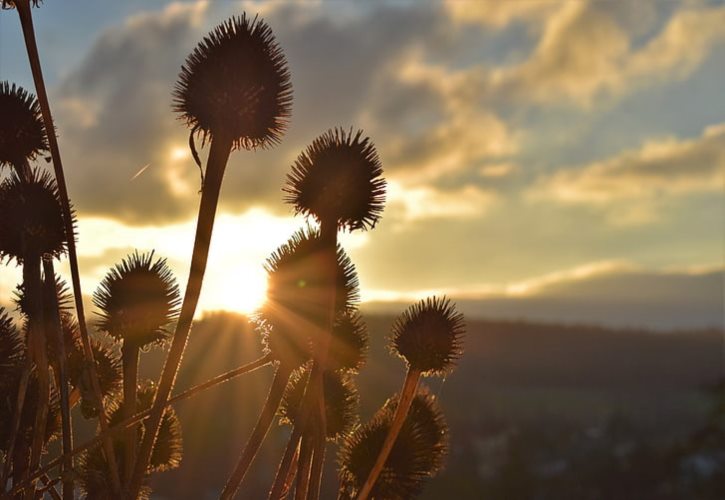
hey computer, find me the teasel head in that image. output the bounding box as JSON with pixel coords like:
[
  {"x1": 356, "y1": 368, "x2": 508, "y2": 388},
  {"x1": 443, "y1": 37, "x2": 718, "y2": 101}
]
[
  {"x1": 0, "y1": 372, "x2": 61, "y2": 450},
  {"x1": 391, "y1": 296, "x2": 465, "y2": 377},
  {"x1": 173, "y1": 13, "x2": 292, "y2": 150},
  {"x1": 338, "y1": 390, "x2": 449, "y2": 499},
  {"x1": 0, "y1": 81, "x2": 48, "y2": 169},
  {"x1": 78, "y1": 381, "x2": 182, "y2": 498},
  {"x1": 278, "y1": 367, "x2": 359, "y2": 442},
  {"x1": 68, "y1": 337, "x2": 122, "y2": 419},
  {"x1": 120, "y1": 381, "x2": 183, "y2": 473},
  {"x1": 328, "y1": 310, "x2": 368, "y2": 373},
  {"x1": 259, "y1": 227, "x2": 359, "y2": 368},
  {"x1": 0, "y1": 307, "x2": 23, "y2": 389},
  {"x1": 93, "y1": 251, "x2": 181, "y2": 349},
  {"x1": 284, "y1": 128, "x2": 386, "y2": 231},
  {"x1": 0, "y1": 168, "x2": 69, "y2": 263}
]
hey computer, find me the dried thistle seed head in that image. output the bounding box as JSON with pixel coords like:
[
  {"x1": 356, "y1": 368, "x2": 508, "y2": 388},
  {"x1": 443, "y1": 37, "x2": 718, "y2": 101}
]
[
  {"x1": 259, "y1": 226, "x2": 359, "y2": 368},
  {"x1": 328, "y1": 310, "x2": 368, "y2": 373},
  {"x1": 0, "y1": 169, "x2": 68, "y2": 262},
  {"x1": 0, "y1": 82, "x2": 48, "y2": 168},
  {"x1": 68, "y1": 338, "x2": 122, "y2": 419},
  {"x1": 0, "y1": 372, "x2": 61, "y2": 449},
  {"x1": 278, "y1": 368, "x2": 359, "y2": 441},
  {"x1": 391, "y1": 296, "x2": 465, "y2": 377},
  {"x1": 337, "y1": 390, "x2": 449, "y2": 499},
  {"x1": 93, "y1": 251, "x2": 181, "y2": 349},
  {"x1": 284, "y1": 128, "x2": 386, "y2": 231},
  {"x1": 0, "y1": 308, "x2": 23, "y2": 389},
  {"x1": 173, "y1": 13, "x2": 292, "y2": 150},
  {"x1": 78, "y1": 444, "x2": 152, "y2": 500},
  {"x1": 110, "y1": 381, "x2": 183, "y2": 473}
]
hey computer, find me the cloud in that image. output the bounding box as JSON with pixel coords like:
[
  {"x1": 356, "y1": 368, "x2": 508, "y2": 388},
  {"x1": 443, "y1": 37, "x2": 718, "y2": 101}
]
[
  {"x1": 386, "y1": 180, "x2": 496, "y2": 223},
  {"x1": 444, "y1": 0, "x2": 557, "y2": 28},
  {"x1": 531, "y1": 123, "x2": 725, "y2": 206},
  {"x1": 489, "y1": 1, "x2": 725, "y2": 106}
]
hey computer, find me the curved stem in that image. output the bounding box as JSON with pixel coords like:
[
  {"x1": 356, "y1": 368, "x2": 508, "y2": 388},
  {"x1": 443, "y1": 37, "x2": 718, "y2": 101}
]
[
  {"x1": 14, "y1": 0, "x2": 121, "y2": 494},
  {"x1": 356, "y1": 369, "x2": 421, "y2": 500},
  {"x1": 8, "y1": 354, "x2": 271, "y2": 497},
  {"x1": 25, "y1": 255, "x2": 48, "y2": 500},
  {"x1": 277, "y1": 218, "x2": 337, "y2": 499},
  {"x1": 126, "y1": 133, "x2": 233, "y2": 498},
  {"x1": 1, "y1": 362, "x2": 32, "y2": 491},
  {"x1": 306, "y1": 428, "x2": 325, "y2": 500},
  {"x1": 268, "y1": 424, "x2": 303, "y2": 500},
  {"x1": 42, "y1": 258, "x2": 74, "y2": 500},
  {"x1": 220, "y1": 366, "x2": 292, "y2": 499},
  {"x1": 294, "y1": 430, "x2": 314, "y2": 500},
  {"x1": 121, "y1": 342, "x2": 139, "y2": 484}
]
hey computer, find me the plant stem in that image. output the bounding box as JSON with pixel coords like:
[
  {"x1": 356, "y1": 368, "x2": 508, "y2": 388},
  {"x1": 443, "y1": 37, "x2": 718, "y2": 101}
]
[
  {"x1": 42, "y1": 258, "x2": 74, "y2": 500},
  {"x1": 13, "y1": 1, "x2": 122, "y2": 494},
  {"x1": 25, "y1": 255, "x2": 49, "y2": 500},
  {"x1": 281, "y1": 443, "x2": 301, "y2": 500},
  {"x1": 126, "y1": 132, "x2": 233, "y2": 498},
  {"x1": 220, "y1": 365, "x2": 292, "y2": 499},
  {"x1": 121, "y1": 342, "x2": 139, "y2": 484},
  {"x1": 1, "y1": 362, "x2": 32, "y2": 491},
  {"x1": 8, "y1": 353, "x2": 271, "y2": 498},
  {"x1": 356, "y1": 369, "x2": 421, "y2": 500},
  {"x1": 278, "y1": 218, "x2": 337, "y2": 499},
  {"x1": 294, "y1": 430, "x2": 314, "y2": 500},
  {"x1": 268, "y1": 424, "x2": 304, "y2": 500},
  {"x1": 306, "y1": 428, "x2": 325, "y2": 500}
]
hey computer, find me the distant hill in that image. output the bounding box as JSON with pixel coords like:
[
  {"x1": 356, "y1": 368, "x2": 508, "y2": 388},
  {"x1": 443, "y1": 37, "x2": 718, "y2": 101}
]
[
  {"x1": 139, "y1": 311, "x2": 723, "y2": 499},
  {"x1": 365, "y1": 267, "x2": 724, "y2": 331}
]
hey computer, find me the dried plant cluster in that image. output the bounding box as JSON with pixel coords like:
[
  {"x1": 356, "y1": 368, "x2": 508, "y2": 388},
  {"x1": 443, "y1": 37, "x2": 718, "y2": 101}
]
[{"x1": 0, "y1": 4, "x2": 465, "y2": 499}]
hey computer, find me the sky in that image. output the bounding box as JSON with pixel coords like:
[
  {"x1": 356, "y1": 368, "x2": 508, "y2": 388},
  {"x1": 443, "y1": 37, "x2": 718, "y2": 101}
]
[{"x1": 0, "y1": 0, "x2": 723, "y2": 329}]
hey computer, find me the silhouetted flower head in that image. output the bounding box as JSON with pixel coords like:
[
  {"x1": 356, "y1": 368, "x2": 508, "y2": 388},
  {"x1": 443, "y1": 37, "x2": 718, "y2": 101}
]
[
  {"x1": 0, "y1": 169, "x2": 69, "y2": 262},
  {"x1": 93, "y1": 251, "x2": 181, "y2": 349},
  {"x1": 279, "y1": 368, "x2": 359, "y2": 441},
  {"x1": 338, "y1": 390, "x2": 449, "y2": 499},
  {"x1": 328, "y1": 310, "x2": 368, "y2": 373},
  {"x1": 260, "y1": 227, "x2": 359, "y2": 368},
  {"x1": 284, "y1": 128, "x2": 386, "y2": 231},
  {"x1": 391, "y1": 296, "x2": 464, "y2": 377},
  {"x1": 68, "y1": 338, "x2": 122, "y2": 419},
  {"x1": 0, "y1": 307, "x2": 23, "y2": 388},
  {"x1": 173, "y1": 13, "x2": 292, "y2": 150},
  {"x1": 0, "y1": 81, "x2": 48, "y2": 168},
  {"x1": 78, "y1": 381, "x2": 182, "y2": 498},
  {"x1": 0, "y1": 372, "x2": 61, "y2": 450}
]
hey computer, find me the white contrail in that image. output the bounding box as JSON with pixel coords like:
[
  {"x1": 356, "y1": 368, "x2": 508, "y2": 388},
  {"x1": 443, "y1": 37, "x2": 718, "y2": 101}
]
[{"x1": 130, "y1": 163, "x2": 151, "y2": 181}]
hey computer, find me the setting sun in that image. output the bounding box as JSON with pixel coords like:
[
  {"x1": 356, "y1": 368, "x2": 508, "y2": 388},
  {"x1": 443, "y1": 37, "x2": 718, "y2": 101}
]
[{"x1": 200, "y1": 263, "x2": 268, "y2": 315}]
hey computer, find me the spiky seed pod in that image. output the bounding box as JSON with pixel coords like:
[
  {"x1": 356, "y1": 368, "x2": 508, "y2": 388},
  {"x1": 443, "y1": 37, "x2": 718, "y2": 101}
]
[
  {"x1": 284, "y1": 128, "x2": 386, "y2": 231},
  {"x1": 68, "y1": 338, "x2": 122, "y2": 419},
  {"x1": 338, "y1": 391, "x2": 449, "y2": 499},
  {"x1": 278, "y1": 368, "x2": 358, "y2": 441},
  {"x1": 134, "y1": 382, "x2": 184, "y2": 473},
  {"x1": 259, "y1": 227, "x2": 359, "y2": 368},
  {"x1": 78, "y1": 382, "x2": 182, "y2": 499},
  {"x1": 0, "y1": 169, "x2": 68, "y2": 262},
  {"x1": 0, "y1": 373, "x2": 61, "y2": 450},
  {"x1": 328, "y1": 310, "x2": 368, "y2": 373},
  {"x1": 391, "y1": 296, "x2": 465, "y2": 377},
  {"x1": 93, "y1": 251, "x2": 181, "y2": 349},
  {"x1": 0, "y1": 81, "x2": 48, "y2": 167},
  {"x1": 14, "y1": 275, "x2": 76, "y2": 359},
  {"x1": 173, "y1": 13, "x2": 292, "y2": 150},
  {"x1": 0, "y1": 308, "x2": 23, "y2": 384}
]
